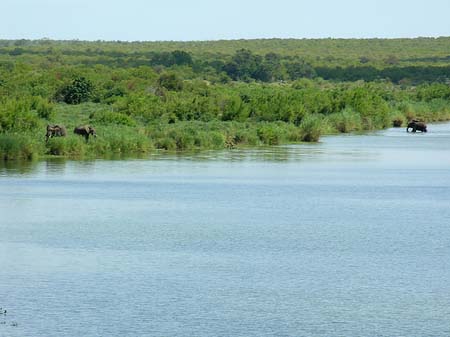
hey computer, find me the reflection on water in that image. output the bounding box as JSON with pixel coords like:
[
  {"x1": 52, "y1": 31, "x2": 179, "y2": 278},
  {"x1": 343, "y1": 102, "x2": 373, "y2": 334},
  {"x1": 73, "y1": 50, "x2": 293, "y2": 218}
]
[
  {"x1": 0, "y1": 159, "x2": 39, "y2": 176},
  {"x1": 43, "y1": 158, "x2": 68, "y2": 175},
  {"x1": 1, "y1": 123, "x2": 450, "y2": 337}
]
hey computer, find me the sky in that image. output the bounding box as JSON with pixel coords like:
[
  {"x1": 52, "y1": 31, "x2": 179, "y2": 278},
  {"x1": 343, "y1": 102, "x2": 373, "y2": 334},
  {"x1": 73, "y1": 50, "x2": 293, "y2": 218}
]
[{"x1": 1, "y1": 0, "x2": 450, "y2": 41}]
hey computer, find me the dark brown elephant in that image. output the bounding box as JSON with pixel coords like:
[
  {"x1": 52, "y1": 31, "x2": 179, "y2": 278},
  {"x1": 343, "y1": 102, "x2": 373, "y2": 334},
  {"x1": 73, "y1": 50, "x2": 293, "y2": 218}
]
[
  {"x1": 45, "y1": 124, "x2": 67, "y2": 142},
  {"x1": 74, "y1": 125, "x2": 97, "y2": 141},
  {"x1": 406, "y1": 120, "x2": 427, "y2": 133}
]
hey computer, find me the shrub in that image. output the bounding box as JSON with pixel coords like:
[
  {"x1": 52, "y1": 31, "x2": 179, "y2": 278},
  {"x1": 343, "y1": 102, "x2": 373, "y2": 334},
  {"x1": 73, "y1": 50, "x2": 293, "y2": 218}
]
[
  {"x1": 155, "y1": 137, "x2": 177, "y2": 151},
  {"x1": 299, "y1": 114, "x2": 322, "y2": 142},
  {"x1": 46, "y1": 136, "x2": 86, "y2": 156},
  {"x1": 232, "y1": 126, "x2": 260, "y2": 146},
  {"x1": 0, "y1": 133, "x2": 42, "y2": 160},
  {"x1": 170, "y1": 130, "x2": 195, "y2": 150},
  {"x1": 397, "y1": 102, "x2": 416, "y2": 121},
  {"x1": 0, "y1": 98, "x2": 40, "y2": 132},
  {"x1": 257, "y1": 124, "x2": 280, "y2": 145},
  {"x1": 328, "y1": 108, "x2": 362, "y2": 133},
  {"x1": 31, "y1": 96, "x2": 55, "y2": 120},
  {"x1": 390, "y1": 111, "x2": 406, "y2": 127},
  {"x1": 210, "y1": 132, "x2": 226, "y2": 148}
]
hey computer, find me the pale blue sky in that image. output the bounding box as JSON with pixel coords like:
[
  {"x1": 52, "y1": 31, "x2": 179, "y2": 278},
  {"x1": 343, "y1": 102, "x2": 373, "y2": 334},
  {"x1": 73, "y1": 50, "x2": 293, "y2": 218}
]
[{"x1": 1, "y1": 0, "x2": 449, "y2": 41}]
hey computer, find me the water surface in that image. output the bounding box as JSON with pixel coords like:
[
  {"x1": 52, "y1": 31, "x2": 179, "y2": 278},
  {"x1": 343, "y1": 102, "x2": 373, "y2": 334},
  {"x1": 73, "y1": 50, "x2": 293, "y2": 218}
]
[{"x1": 1, "y1": 125, "x2": 450, "y2": 336}]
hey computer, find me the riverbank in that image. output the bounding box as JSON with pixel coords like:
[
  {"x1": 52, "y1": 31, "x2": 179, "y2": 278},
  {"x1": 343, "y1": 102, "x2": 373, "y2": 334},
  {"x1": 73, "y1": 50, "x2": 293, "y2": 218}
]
[{"x1": 1, "y1": 100, "x2": 450, "y2": 161}]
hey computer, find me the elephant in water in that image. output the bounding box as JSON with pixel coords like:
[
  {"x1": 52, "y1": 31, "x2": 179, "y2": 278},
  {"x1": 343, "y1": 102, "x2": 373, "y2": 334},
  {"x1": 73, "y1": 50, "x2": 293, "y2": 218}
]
[
  {"x1": 45, "y1": 124, "x2": 67, "y2": 142},
  {"x1": 74, "y1": 125, "x2": 97, "y2": 141},
  {"x1": 406, "y1": 120, "x2": 427, "y2": 133}
]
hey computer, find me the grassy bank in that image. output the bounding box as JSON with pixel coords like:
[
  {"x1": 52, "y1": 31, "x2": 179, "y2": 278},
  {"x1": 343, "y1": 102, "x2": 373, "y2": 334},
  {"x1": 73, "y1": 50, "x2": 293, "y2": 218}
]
[
  {"x1": 1, "y1": 99, "x2": 449, "y2": 161},
  {"x1": 0, "y1": 120, "x2": 320, "y2": 160}
]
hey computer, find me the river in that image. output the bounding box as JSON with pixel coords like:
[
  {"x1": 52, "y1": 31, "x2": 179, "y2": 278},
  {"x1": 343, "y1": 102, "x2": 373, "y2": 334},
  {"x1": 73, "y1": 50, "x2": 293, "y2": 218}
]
[{"x1": 1, "y1": 124, "x2": 450, "y2": 336}]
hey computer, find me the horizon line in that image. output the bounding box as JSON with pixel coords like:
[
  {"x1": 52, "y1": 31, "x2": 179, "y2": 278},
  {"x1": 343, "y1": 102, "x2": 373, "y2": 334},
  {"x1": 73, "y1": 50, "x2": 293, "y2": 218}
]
[{"x1": 1, "y1": 36, "x2": 450, "y2": 43}]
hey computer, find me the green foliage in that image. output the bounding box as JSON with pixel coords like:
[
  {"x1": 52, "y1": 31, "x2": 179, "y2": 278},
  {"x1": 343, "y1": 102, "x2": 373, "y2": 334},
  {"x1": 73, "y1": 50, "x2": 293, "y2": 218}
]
[
  {"x1": 46, "y1": 136, "x2": 86, "y2": 156},
  {"x1": 416, "y1": 83, "x2": 450, "y2": 102},
  {"x1": 150, "y1": 50, "x2": 193, "y2": 67},
  {"x1": 90, "y1": 110, "x2": 137, "y2": 126},
  {"x1": 328, "y1": 108, "x2": 362, "y2": 133},
  {"x1": 299, "y1": 115, "x2": 323, "y2": 142},
  {"x1": 0, "y1": 98, "x2": 40, "y2": 132},
  {"x1": 257, "y1": 124, "x2": 281, "y2": 145},
  {"x1": 341, "y1": 84, "x2": 391, "y2": 129},
  {"x1": 59, "y1": 76, "x2": 93, "y2": 104},
  {"x1": 285, "y1": 61, "x2": 316, "y2": 80},
  {"x1": 91, "y1": 126, "x2": 152, "y2": 155},
  {"x1": 45, "y1": 126, "x2": 152, "y2": 157},
  {"x1": 0, "y1": 133, "x2": 42, "y2": 160},
  {"x1": 170, "y1": 50, "x2": 193, "y2": 66},
  {"x1": 158, "y1": 73, "x2": 184, "y2": 91},
  {"x1": 31, "y1": 96, "x2": 55, "y2": 120},
  {"x1": 224, "y1": 49, "x2": 269, "y2": 81}
]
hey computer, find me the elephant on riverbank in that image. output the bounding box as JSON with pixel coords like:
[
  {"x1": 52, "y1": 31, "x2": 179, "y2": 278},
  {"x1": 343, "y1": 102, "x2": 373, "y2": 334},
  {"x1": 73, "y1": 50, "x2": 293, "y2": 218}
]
[
  {"x1": 406, "y1": 120, "x2": 427, "y2": 133},
  {"x1": 74, "y1": 125, "x2": 97, "y2": 141},
  {"x1": 45, "y1": 124, "x2": 67, "y2": 142}
]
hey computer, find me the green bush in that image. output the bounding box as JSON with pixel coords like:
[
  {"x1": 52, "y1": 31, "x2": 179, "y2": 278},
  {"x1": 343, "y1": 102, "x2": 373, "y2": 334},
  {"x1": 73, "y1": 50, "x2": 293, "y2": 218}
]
[
  {"x1": 328, "y1": 108, "x2": 362, "y2": 133},
  {"x1": 233, "y1": 128, "x2": 259, "y2": 146},
  {"x1": 58, "y1": 77, "x2": 93, "y2": 105},
  {"x1": 0, "y1": 98, "x2": 40, "y2": 132},
  {"x1": 299, "y1": 115, "x2": 322, "y2": 142},
  {"x1": 46, "y1": 136, "x2": 86, "y2": 156},
  {"x1": 155, "y1": 137, "x2": 177, "y2": 151},
  {"x1": 257, "y1": 124, "x2": 280, "y2": 145},
  {"x1": 31, "y1": 96, "x2": 55, "y2": 120},
  {"x1": 0, "y1": 133, "x2": 42, "y2": 160},
  {"x1": 209, "y1": 132, "x2": 226, "y2": 148}
]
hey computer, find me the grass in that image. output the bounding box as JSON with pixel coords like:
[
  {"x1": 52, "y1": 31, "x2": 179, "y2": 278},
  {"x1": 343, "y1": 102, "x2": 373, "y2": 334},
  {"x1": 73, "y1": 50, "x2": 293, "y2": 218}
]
[
  {"x1": 0, "y1": 133, "x2": 43, "y2": 161},
  {"x1": 328, "y1": 108, "x2": 362, "y2": 133}
]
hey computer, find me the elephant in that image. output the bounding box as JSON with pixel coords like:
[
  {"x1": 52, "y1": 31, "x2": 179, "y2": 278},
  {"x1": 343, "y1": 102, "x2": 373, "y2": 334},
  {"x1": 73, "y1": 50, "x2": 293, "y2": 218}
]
[
  {"x1": 45, "y1": 124, "x2": 67, "y2": 142},
  {"x1": 74, "y1": 125, "x2": 97, "y2": 141},
  {"x1": 406, "y1": 120, "x2": 427, "y2": 133}
]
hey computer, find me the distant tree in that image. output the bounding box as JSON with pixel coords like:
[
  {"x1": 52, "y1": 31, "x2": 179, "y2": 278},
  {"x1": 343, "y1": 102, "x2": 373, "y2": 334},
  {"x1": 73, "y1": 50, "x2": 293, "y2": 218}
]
[
  {"x1": 224, "y1": 49, "x2": 270, "y2": 81},
  {"x1": 9, "y1": 48, "x2": 24, "y2": 56},
  {"x1": 150, "y1": 52, "x2": 173, "y2": 67},
  {"x1": 208, "y1": 60, "x2": 226, "y2": 72},
  {"x1": 285, "y1": 61, "x2": 316, "y2": 80},
  {"x1": 171, "y1": 50, "x2": 193, "y2": 66},
  {"x1": 264, "y1": 53, "x2": 283, "y2": 81},
  {"x1": 150, "y1": 50, "x2": 193, "y2": 67}
]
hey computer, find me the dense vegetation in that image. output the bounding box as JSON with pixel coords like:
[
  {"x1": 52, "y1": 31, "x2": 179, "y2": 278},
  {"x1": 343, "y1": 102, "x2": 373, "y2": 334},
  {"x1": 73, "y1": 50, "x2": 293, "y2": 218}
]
[{"x1": 1, "y1": 38, "x2": 450, "y2": 160}]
